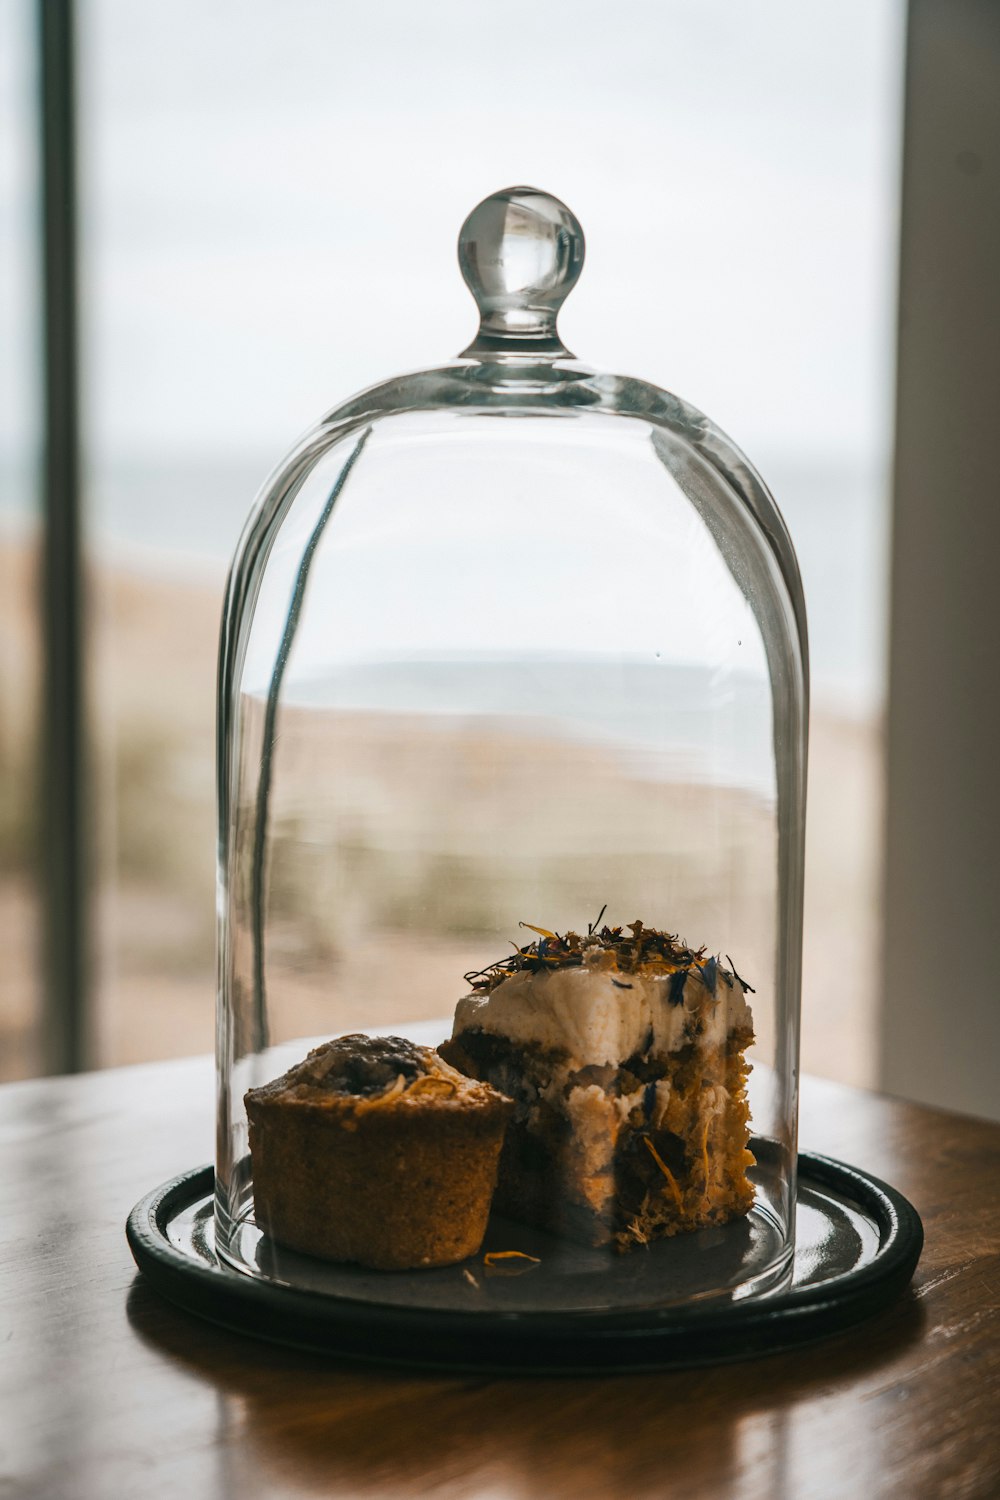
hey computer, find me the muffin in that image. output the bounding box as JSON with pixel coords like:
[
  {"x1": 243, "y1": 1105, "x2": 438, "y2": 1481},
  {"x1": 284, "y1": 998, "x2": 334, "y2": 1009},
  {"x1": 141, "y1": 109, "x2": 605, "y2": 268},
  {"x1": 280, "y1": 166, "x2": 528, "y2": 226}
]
[
  {"x1": 440, "y1": 919, "x2": 756, "y2": 1251},
  {"x1": 245, "y1": 1033, "x2": 512, "y2": 1270}
]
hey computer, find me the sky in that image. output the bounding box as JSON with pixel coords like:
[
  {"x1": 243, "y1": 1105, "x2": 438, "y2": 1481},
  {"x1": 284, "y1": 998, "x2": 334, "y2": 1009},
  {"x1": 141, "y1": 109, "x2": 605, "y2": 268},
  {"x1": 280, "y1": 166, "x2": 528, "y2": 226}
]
[
  {"x1": 0, "y1": 0, "x2": 904, "y2": 709},
  {"x1": 2, "y1": 0, "x2": 904, "y2": 466}
]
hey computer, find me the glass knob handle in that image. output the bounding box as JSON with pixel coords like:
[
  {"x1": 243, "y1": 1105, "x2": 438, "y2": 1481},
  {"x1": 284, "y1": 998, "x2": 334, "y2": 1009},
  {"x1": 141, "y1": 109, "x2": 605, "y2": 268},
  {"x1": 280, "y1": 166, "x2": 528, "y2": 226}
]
[{"x1": 458, "y1": 186, "x2": 584, "y2": 359}]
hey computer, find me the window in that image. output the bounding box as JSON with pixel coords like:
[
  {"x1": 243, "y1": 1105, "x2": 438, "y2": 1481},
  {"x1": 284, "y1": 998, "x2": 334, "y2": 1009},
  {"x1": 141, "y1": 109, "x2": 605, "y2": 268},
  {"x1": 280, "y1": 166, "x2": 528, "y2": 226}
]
[{"x1": 4, "y1": 1, "x2": 905, "y2": 1084}]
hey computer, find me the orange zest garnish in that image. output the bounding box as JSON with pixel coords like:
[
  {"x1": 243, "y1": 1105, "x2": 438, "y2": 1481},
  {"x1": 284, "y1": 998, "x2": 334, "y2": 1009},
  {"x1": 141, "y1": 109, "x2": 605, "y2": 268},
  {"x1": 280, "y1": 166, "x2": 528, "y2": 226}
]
[
  {"x1": 642, "y1": 1136, "x2": 684, "y2": 1212},
  {"x1": 352, "y1": 1073, "x2": 407, "y2": 1111},
  {"x1": 483, "y1": 1250, "x2": 541, "y2": 1277},
  {"x1": 404, "y1": 1075, "x2": 458, "y2": 1097},
  {"x1": 700, "y1": 1114, "x2": 713, "y2": 1202},
  {"x1": 352, "y1": 1071, "x2": 460, "y2": 1113}
]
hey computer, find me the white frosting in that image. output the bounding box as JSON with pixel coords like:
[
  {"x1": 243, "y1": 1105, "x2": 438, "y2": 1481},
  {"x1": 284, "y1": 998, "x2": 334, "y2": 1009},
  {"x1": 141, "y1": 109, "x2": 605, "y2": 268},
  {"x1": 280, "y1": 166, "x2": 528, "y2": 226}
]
[
  {"x1": 648, "y1": 1079, "x2": 673, "y2": 1129},
  {"x1": 704, "y1": 1083, "x2": 732, "y2": 1118},
  {"x1": 452, "y1": 961, "x2": 751, "y2": 1069},
  {"x1": 614, "y1": 1083, "x2": 646, "y2": 1126}
]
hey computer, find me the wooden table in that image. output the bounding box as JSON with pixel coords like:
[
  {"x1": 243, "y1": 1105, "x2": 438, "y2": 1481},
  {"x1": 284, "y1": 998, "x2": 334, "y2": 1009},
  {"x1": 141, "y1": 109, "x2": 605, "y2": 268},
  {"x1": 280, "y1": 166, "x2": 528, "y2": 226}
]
[{"x1": 1, "y1": 1058, "x2": 998, "y2": 1500}]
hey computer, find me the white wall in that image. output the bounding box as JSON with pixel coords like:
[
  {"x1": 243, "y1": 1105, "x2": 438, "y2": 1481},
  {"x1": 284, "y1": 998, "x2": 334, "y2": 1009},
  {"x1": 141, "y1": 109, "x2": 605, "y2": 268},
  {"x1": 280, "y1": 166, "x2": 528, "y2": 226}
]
[{"x1": 881, "y1": 0, "x2": 1000, "y2": 1121}]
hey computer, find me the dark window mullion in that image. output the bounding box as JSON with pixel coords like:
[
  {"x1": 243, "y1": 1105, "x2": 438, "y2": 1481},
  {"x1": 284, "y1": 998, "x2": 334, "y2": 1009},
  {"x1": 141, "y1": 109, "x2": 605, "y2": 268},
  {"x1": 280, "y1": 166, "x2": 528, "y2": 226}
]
[{"x1": 38, "y1": 0, "x2": 88, "y2": 1073}]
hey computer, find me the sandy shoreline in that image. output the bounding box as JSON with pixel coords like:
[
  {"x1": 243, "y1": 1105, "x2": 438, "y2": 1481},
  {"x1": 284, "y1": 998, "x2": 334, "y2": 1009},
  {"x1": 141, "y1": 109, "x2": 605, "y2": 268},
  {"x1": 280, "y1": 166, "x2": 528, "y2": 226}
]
[{"x1": 0, "y1": 537, "x2": 882, "y2": 1087}]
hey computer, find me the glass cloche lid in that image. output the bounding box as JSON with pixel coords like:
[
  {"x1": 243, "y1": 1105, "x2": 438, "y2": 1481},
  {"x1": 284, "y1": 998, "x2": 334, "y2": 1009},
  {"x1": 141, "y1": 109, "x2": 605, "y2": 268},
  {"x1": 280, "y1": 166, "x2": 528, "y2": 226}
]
[{"x1": 214, "y1": 187, "x2": 808, "y2": 1319}]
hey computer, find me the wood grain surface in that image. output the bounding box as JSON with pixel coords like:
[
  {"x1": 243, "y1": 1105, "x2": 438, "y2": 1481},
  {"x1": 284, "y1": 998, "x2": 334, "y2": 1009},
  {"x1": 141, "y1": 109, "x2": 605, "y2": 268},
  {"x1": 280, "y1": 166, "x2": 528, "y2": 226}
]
[{"x1": 0, "y1": 1056, "x2": 998, "y2": 1500}]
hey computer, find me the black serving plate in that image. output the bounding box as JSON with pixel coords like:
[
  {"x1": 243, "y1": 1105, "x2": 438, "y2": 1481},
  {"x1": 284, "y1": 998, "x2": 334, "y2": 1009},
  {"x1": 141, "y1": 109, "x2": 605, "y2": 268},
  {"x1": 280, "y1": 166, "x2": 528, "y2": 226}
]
[{"x1": 126, "y1": 1151, "x2": 922, "y2": 1373}]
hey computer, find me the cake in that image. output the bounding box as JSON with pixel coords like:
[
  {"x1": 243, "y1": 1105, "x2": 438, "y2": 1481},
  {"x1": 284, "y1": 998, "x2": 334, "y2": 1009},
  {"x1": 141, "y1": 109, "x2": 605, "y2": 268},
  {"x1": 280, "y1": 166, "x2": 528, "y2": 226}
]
[
  {"x1": 245, "y1": 1033, "x2": 512, "y2": 1270},
  {"x1": 439, "y1": 919, "x2": 756, "y2": 1251}
]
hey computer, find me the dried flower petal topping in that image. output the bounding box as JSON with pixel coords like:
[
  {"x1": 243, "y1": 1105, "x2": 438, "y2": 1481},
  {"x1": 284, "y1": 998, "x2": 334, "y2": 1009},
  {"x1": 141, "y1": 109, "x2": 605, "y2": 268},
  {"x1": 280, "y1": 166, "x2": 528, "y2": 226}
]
[{"x1": 464, "y1": 915, "x2": 709, "y2": 993}]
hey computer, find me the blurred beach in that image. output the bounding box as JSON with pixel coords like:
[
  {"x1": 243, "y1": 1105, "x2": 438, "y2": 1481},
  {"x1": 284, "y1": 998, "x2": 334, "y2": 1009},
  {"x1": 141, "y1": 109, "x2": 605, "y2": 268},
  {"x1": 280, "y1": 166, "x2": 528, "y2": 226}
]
[
  {"x1": 0, "y1": 530, "x2": 881, "y2": 1087},
  {"x1": 0, "y1": 0, "x2": 899, "y2": 1087}
]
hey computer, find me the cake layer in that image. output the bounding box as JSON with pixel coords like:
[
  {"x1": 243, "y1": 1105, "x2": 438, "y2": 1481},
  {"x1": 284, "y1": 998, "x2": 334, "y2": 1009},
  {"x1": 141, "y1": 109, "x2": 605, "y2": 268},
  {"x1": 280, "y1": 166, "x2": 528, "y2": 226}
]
[
  {"x1": 453, "y1": 961, "x2": 750, "y2": 1070},
  {"x1": 441, "y1": 1025, "x2": 754, "y2": 1248}
]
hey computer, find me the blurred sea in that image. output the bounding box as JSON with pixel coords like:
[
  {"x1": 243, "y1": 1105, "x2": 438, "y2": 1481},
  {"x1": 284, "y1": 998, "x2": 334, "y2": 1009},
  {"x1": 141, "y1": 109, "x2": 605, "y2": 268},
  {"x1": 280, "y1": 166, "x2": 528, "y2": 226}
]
[{"x1": 0, "y1": 451, "x2": 888, "y2": 717}]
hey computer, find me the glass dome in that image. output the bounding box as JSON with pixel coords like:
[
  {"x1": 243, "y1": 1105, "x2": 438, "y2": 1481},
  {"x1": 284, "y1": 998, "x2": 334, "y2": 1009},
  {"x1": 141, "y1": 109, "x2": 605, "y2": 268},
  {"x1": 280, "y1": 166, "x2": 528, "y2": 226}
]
[{"x1": 215, "y1": 187, "x2": 807, "y2": 1313}]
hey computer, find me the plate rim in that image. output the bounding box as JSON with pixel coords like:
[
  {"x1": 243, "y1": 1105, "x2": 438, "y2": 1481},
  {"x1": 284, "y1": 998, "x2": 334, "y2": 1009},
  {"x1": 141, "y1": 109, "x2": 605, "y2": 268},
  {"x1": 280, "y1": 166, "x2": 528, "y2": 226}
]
[{"x1": 126, "y1": 1151, "x2": 923, "y2": 1371}]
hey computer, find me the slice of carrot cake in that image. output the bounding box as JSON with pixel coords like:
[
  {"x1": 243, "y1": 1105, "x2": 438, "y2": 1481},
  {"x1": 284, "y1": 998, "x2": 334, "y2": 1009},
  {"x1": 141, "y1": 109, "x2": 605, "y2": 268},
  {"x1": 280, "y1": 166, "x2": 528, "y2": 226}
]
[{"x1": 440, "y1": 919, "x2": 756, "y2": 1251}]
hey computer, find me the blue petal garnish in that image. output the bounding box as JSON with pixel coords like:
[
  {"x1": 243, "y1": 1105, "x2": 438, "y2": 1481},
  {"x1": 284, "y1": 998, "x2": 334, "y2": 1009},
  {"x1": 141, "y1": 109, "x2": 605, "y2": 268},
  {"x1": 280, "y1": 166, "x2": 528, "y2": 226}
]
[
  {"x1": 701, "y1": 956, "x2": 718, "y2": 996},
  {"x1": 668, "y1": 969, "x2": 688, "y2": 1007}
]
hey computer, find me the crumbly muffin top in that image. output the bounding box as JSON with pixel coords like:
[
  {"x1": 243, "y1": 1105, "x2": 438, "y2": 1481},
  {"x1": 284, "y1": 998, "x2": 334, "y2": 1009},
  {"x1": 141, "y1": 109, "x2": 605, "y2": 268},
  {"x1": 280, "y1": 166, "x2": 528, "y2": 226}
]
[
  {"x1": 246, "y1": 1033, "x2": 510, "y2": 1113},
  {"x1": 288, "y1": 1034, "x2": 428, "y2": 1096}
]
